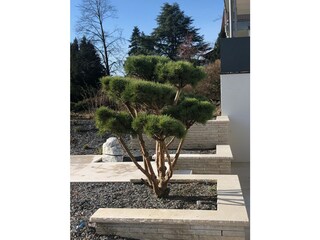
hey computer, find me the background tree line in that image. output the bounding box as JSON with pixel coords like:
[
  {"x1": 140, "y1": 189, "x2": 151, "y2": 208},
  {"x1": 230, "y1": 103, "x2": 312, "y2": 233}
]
[
  {"x1": 128, "y1": 3, "x2": 225, "y2": 63},
  {"x1": 70, "y1": 36, "x2": 105, "y2": 103},
  {"x1": 71, "y1": 1, "x2": 225, "y2": 114}
]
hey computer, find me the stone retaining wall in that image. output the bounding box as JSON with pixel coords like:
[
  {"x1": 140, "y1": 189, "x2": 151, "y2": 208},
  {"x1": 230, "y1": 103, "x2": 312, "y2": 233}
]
[
  {"x1": 129, "y1": 116, "x2": 229, "y2": 150},
  {"x1": 90, "y1": 175, "x2": 249, "y2": 240},
  {"x1": 173, "y1": 145, "x2": 232, "y2": 174},
  {"x1": 94, "y1": 222, "x2": 245, "y2": 240}
]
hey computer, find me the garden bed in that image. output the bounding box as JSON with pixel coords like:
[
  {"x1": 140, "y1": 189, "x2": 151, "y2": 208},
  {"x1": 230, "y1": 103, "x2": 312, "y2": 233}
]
[
  {"x1": 71, "y1": 181, "x2": 217, "y2": 239},
  {"x1": 89, "y1": 175, "x2": 249, "y2": 240}
]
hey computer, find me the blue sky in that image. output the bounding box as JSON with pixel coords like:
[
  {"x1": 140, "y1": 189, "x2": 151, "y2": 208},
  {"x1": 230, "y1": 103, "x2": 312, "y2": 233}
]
[{"x1": 70, "y1": 0, "x2": 224, "y2": 50}]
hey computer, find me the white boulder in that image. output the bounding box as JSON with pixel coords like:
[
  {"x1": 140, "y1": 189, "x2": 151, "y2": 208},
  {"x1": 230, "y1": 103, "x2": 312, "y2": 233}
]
[{"x1": 102, "y1": 137, "x2": 124, "y2": 162}]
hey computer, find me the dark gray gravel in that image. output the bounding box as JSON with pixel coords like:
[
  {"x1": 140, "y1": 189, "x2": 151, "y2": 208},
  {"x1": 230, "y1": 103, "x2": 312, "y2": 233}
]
[
  {"x1": 70, "y1": 182, "x2": 217, "y2": 240},
  {"x1": 70, "y1": 119, "x2": 111, "y2": 155},
  {"x1": 70, "y1": 118, "x2": 216, "y2": 156},
  {"x1": 70, "y1": 118, "x2": 217, "y2": 239}
]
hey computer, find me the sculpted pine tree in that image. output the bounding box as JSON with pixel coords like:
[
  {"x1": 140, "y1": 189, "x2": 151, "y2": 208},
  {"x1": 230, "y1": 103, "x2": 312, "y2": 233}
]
[{"x1": 95, "y1": 55, "x2": 214, "y2": 197}]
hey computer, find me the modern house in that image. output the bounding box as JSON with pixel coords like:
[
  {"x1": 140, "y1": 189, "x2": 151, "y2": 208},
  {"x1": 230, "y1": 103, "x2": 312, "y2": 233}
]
[
  {"x1": 220, "y1": 2, "x2": 250, "y2": 239},
  {"x1": 220, "y1": 0, "x2": 250, "y2": 163}
]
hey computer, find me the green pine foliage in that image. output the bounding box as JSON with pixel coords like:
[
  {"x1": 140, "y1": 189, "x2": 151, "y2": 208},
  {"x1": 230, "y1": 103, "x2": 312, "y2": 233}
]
[
  {"x1": 206, "y1": 29, "x2": 226, "y2": 62},
  {"x1": 124, "y1": 55, "x2": 169, "y2": 82},
  {"x1": 101, "y1": 75, "x2": 176, "y2": 112},
  {"x1": 98, "y1": 55, "x2": 212, "y2": 136},
  {"x1": 128, "y1": 26, "x2": 141, "y2": 56},
  {"x1": 158, "y1": 61, "x2": 206, "y2": 88},
  {"x1": 163, "y1": 97, "x2": 215, "y2": 128},
  {"x1": 126, "y1": 80, "x2": 175, "y2": 110},
  {"x1": 107, "y1": 76, "x2": 132, "y2": 101},
  {"x1": 139, "y1": 33, "x2": 157, "y2": 55},
  {"x1": 128, "y1": 27, "x2": 156, "y2": 56},
  {"x1": 132, "y1": 114, "x2": 186, "y2": 140},
  {"x1": 95, "y1": 107, "x2": 135, "y2": 136}
]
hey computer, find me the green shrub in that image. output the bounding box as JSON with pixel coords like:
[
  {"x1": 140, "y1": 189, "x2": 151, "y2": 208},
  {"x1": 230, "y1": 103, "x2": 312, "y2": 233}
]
[{"x1": 193, "y1": 60, "x2": 221, "y2": 102}]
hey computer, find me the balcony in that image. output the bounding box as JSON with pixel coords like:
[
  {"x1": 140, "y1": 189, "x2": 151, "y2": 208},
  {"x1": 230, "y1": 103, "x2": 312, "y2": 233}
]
[{"x1": 220, "y1": 37, "x2": 250, "y2": 74}]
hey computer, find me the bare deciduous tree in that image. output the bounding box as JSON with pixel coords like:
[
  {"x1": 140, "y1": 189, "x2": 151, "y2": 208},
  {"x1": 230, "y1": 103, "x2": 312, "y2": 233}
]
[{"x1": 76, "y1": 0, "x2": 125, "y2": 75}]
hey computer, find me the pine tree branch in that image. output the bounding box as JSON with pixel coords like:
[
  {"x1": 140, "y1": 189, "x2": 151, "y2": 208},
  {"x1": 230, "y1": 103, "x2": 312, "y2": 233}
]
[
  {"x1": 166, "y1": 136, "x2": 176, "y2": 148},
  {"x1": 117, "y1": 136, "x2": 150, "y2": 178},
  {"x1": 172, "y1": 136, "x2": 186, "y2": 168},
  {"x1": 163, "y1": 144, "x2": 173, "y2": 179},
  {"x1": 173, "y1": 88, "x2": 182, "y2": 105},
  {"x1": 137, "y1": 133, "x2": 156, "y2": 177}
]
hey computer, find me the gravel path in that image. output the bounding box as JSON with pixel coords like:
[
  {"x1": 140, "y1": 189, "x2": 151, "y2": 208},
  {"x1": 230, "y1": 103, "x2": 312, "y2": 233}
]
[{"x1": 70, "y1": 182, "x2": 217, "y2": 240}]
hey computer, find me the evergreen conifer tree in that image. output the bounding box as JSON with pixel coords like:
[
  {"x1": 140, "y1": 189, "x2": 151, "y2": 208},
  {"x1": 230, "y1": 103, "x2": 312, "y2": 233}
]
[
  {"x1": 207, "y1": 29, "x2": 226, "y2": 62},
  {"x1": 128, "y1": 27, "x2": 156, "y2": 56},
  {"x1": 70, "y1": 37, "x2": 105, "y2": 102},
  {"x1": 152, "y1": 3, "x2": 207, "y2": 60},
  {"x1": 128, "y1": 26, "x2": 141, "y2": 56}
]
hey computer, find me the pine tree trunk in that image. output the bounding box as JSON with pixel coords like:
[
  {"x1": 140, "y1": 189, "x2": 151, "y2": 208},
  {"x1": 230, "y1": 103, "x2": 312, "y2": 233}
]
[{"x1": 154, "y1": 140, "x2": 169, "y2": 198}]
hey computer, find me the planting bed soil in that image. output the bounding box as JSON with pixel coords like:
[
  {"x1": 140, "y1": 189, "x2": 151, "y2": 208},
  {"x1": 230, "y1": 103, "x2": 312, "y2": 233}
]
[{"x1": 70, "y1": 181, "x2": 217, "y2": 240}]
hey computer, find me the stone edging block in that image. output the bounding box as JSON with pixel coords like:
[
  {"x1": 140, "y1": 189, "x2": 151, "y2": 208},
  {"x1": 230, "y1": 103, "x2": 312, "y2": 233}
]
[
  {"x1": 155, "y1": 145, "x2": 233, "y2": 174},
  {"x1": 90, "y1": 174, "x2": 249, "y2": 240},
  {"x1": 129, "y1": 116, "x2": 230, "y2": 150}
]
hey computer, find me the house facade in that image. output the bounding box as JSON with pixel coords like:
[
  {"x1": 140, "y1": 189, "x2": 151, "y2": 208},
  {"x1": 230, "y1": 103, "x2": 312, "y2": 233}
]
[{"x1": 220, "y1": 0, "x2": 250, "y2": 162}]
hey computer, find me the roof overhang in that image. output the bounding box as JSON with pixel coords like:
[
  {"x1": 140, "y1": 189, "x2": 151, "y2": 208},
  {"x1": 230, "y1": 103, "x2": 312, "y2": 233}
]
[{"x1": 224, "y1": 0, "x2": 250, "y2": 15}]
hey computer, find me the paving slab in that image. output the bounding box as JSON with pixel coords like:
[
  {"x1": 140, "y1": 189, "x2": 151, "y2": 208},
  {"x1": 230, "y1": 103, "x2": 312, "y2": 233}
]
[{"x1": 71, "y1": 155, "x2": 193, "y2": 182}]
